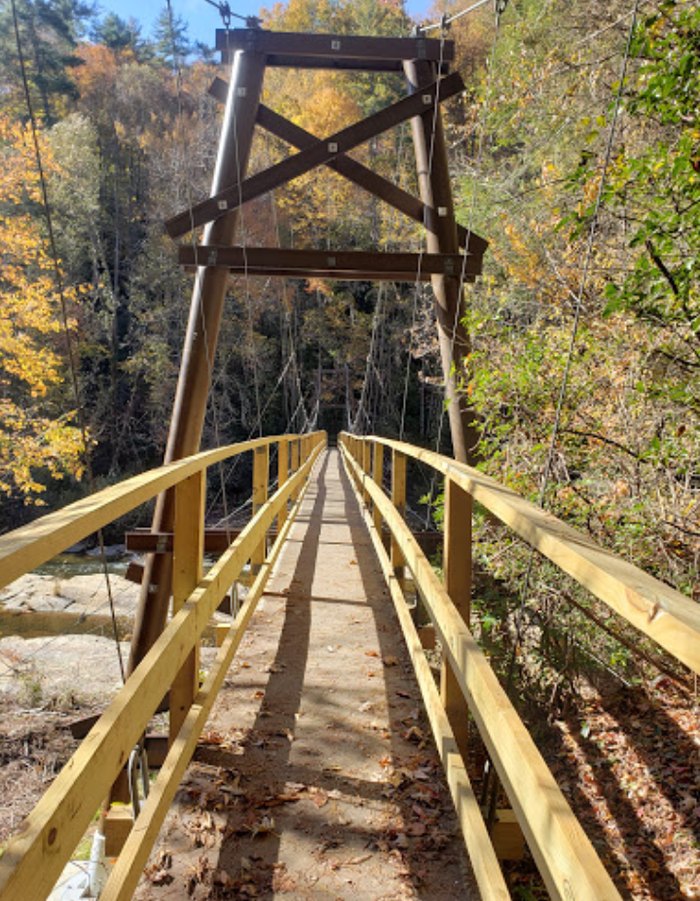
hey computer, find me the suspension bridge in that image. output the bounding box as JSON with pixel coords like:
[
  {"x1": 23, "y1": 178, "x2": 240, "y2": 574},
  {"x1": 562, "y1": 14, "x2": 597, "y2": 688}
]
[{"x1": 0, "y1": 23, "x2": 698, "y2": 901}]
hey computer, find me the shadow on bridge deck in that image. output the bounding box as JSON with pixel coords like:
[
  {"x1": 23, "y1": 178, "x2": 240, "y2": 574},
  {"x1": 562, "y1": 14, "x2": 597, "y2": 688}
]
[{"x1": 135, "y1": 448, "x2": 476, "y2": 899}]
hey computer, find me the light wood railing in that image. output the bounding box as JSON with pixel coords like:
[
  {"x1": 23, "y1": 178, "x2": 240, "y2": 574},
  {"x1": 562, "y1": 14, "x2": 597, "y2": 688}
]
[
  {"x1": 340, "y1": 433, "x2": 700, "y2": 901},
  {"x1": 0, "y1": 431, "x2": 326, "y2": 901}
]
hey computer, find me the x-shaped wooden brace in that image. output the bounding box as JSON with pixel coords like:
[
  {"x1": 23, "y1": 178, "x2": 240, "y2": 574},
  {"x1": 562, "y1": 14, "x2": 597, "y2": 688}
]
[
  {"x1": 165, "y1": 70, "x2": 482, "y2": 249},
  {"x1": 205, "y1": 77, "x2": 487, "y2": 255}
]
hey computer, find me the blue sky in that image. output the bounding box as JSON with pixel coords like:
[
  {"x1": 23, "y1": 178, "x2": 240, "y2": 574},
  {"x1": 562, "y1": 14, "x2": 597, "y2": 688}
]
[{"x1": 102, "y1": 1, "x2": 433, "y2": 50}]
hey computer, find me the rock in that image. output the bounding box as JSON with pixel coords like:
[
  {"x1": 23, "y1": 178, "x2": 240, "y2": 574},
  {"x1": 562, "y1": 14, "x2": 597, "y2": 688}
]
[
  {"x1": 65, "y1": 539, "x2": 93, "y2": 554},
  {"x1": 0, "y1": 635, "x2": 130, "y2": 708},
  {"x1": 1, "y1": 573, "x2": 139, "y2": 618},
  {"x1": 85, "y1": 544, "x2": 125, "y2": 561}
]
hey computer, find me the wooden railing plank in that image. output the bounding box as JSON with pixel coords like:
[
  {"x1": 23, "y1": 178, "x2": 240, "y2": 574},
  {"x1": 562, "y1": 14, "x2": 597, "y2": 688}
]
[
  {"x1": 100, "y1": 452, "x2": 320, "y2": 900},
  {"x1": 341, "y1": 438, "x2": 621, "y2": 901},
  {"x1": 361, "y1": 436, "x2": 700, "y2": 674},
  {"x1": 0, "y1": 436, "x2": 324, "y2": 901},
  {"x1": 341, "y1": 443, "x2": 509, "y2": 900},
  {"x1": 0, "y1": 436, "x2": 280, "y2": 591}
]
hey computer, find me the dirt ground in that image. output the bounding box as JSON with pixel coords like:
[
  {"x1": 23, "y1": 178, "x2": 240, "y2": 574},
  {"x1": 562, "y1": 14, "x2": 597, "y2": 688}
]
[{"x1": 135, "y1": 450, "x2": 476, "y2": 900}]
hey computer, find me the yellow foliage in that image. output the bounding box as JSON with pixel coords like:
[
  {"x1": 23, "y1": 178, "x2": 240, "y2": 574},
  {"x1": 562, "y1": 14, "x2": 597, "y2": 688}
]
[{"x1": 0, "y1": 115, "x2": 84, "y2": 503}]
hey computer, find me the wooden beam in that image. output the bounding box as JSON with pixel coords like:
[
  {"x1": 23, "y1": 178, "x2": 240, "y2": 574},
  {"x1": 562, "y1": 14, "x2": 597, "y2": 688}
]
[
  {"x1": 165, "y1": 71, "x2": 465, "y2": 238},
  {"x1": 405, "y1": 58, "x2": 476, "y2": 464},
  {"x1": 391, "y1": 449, "x2": 407, "y2": 579},
  {"x1": 252, "y1": 444, "x2": 269, "y2": 571},
  {"x1": 170, "y1": 471, "x2": 204, "y2": 740},
  {"x1": 372, "y1": 442, "x2": 384, "y2": 535},
  {"x1": 129, "y1": 49, "x2": 266, "y2": 680},
  {"x1": 178, "y1": 245, "x2": 479, "y2": 281},
  {"x1": 216, "y1": 28, "x2": 455, "y2": 67},
  {"x1": 278, "y1": 437, "x2": 289, "y2": 531},
  {"x1": 250, "y1": 100, "x2": 488, "y2": 255},
  {"x1": 340, "y1": 438, "x2": 621, "y2": 901},
  {"x1": 125, "y1": 529, "x2": 247, "y2": 553},
  {"x1": 442, "y1": 476, "x2": 472, "y2": 757}
]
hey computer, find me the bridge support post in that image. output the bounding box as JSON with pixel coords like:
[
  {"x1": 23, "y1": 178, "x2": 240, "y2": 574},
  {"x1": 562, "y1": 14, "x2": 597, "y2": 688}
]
[
  {"x1": 290, "y1": 438, "x2": 300, "y2": 501},
  {"x1": 361, "y1": 441, "x2": 372, "y2": 505},
  {"x1": 403, "y1": 58, "x2": 477, "y2": 466},
  {"x1": 127, "y1": 47, "x2": 266, "y2": 676},
  {"x1": 372, "y1": 443, "x2": 384, "y2": 536},
  {"x1": 405, "y1": 56, "x2": 475, "y2": 763},
  {"x1": 171, "y1": 470, "x2": 205, "y2": 741},
  {"x1": 278, "y1": 437, "x2": 289, "y2": 531}
]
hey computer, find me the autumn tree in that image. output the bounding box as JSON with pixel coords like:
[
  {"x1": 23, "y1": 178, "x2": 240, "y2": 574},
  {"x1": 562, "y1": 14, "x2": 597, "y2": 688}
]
[
  {"x1": 0, "y1": 0, "x2": 92, "y2": 121},
  {"x1": 0, "y1": 116, "x2": 83, "y2": 506}
]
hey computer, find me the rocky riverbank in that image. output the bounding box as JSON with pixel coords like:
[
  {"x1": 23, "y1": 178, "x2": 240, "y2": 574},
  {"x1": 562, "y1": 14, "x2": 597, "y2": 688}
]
[{"x1": 0, "y1": 573, "x2": 138, "y2": 710}]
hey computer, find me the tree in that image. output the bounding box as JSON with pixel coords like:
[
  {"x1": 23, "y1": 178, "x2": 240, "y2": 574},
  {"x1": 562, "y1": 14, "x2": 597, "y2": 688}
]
[
  {"x1": 0, "y1": 115, "x2": 84, "y2": 504},
  {"x1": 152, "y1": 5, "x2": 191, "y2": 67},
  {"x1": 92, "y1": 13, "x2": 144, "y2": 57},
  {"x1": 0, "y1": 0, "x2": 93, "y2": 122},
  {"x1": 595, "y1": 1, "x2": 700, "y2": 410}
]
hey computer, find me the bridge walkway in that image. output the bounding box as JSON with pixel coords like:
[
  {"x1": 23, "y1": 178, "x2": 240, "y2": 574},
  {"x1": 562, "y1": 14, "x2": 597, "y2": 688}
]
[{"x1": 136, "y1": 448, "x2": 475, "y2": 899}]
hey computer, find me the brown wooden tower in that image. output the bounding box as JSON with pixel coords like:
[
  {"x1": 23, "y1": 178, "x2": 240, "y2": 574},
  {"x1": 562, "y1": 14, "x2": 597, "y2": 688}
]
[{"x1": 129, "y1": 24, "x2": 487, "y2": 698}]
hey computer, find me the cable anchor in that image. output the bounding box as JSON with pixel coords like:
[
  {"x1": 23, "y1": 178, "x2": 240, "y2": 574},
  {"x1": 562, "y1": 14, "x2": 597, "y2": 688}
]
[{"x1": 203, "y1": 0, "x2": 261, "y2": 29}]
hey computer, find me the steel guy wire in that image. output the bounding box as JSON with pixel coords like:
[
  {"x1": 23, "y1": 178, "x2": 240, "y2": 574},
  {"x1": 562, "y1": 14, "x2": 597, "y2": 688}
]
[
  {"x1": 352, "y1": 284, "x2": 386, "y2": 434},
  {"x1": 420, "y1": 0, "x2": 493, "y2": 33},
  {"x1": 10, "y1": 0, "x2": 126, "y2": 684}
]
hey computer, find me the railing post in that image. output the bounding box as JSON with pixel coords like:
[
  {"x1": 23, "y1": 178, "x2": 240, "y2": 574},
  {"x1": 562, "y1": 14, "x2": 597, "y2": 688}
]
[
  {"x1": 290, "y1": 437, "x2": 300, "y2": 501},
  {"x1": 391, "y1": 448, "x2": 407, "y2": 578},
  {"x1": 170, "y1": 469, "x2": 205, "y2": 741},
  {"x1": 278, "y1": 437, "x2": 289, "y2": 531},
  {"x1": 252, "y1": 443, "x2": 269, "y2": 572},
  {"x1": 373, "y1": 442, "x2": 384, "y2": 535},
  {"x1": 442, "y1": 476, "x2": 472, "y2": 757},
  {"x1": 362, "y1": 440, "x2": 372, "y2": 505}
]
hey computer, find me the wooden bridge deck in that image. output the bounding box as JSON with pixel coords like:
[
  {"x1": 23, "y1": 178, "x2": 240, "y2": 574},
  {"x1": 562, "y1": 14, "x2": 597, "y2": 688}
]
[{"x1": 135, "y1": 449, "x2": 475, "y2": 899}]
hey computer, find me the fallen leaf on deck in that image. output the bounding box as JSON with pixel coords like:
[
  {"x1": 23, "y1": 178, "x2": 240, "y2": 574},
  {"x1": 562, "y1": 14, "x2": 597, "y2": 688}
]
[
  {"x1": 383, "y1": 655, "x2": 399, "y2": 666},
  {"x1": 309, "y1": 787, "x2": 329, "y2": 807},
  {"x1": 213, "y1": 868, "x2": 233, "y2": 887}
]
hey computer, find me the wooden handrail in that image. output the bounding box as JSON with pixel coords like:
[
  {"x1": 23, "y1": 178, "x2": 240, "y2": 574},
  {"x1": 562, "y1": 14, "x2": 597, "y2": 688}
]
[
  {"x1": 340, "y1": 435, "x2": 621, "y2": 900},
  {"x1": 343, "y1": 434, "x2": 700, "y2": 674},
  {"x1": 0, "y1": 432, "x2": 326, "y2": 901},
  {"x1": 0, "y1": 435, "x2": 295, "y2": 591}
]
